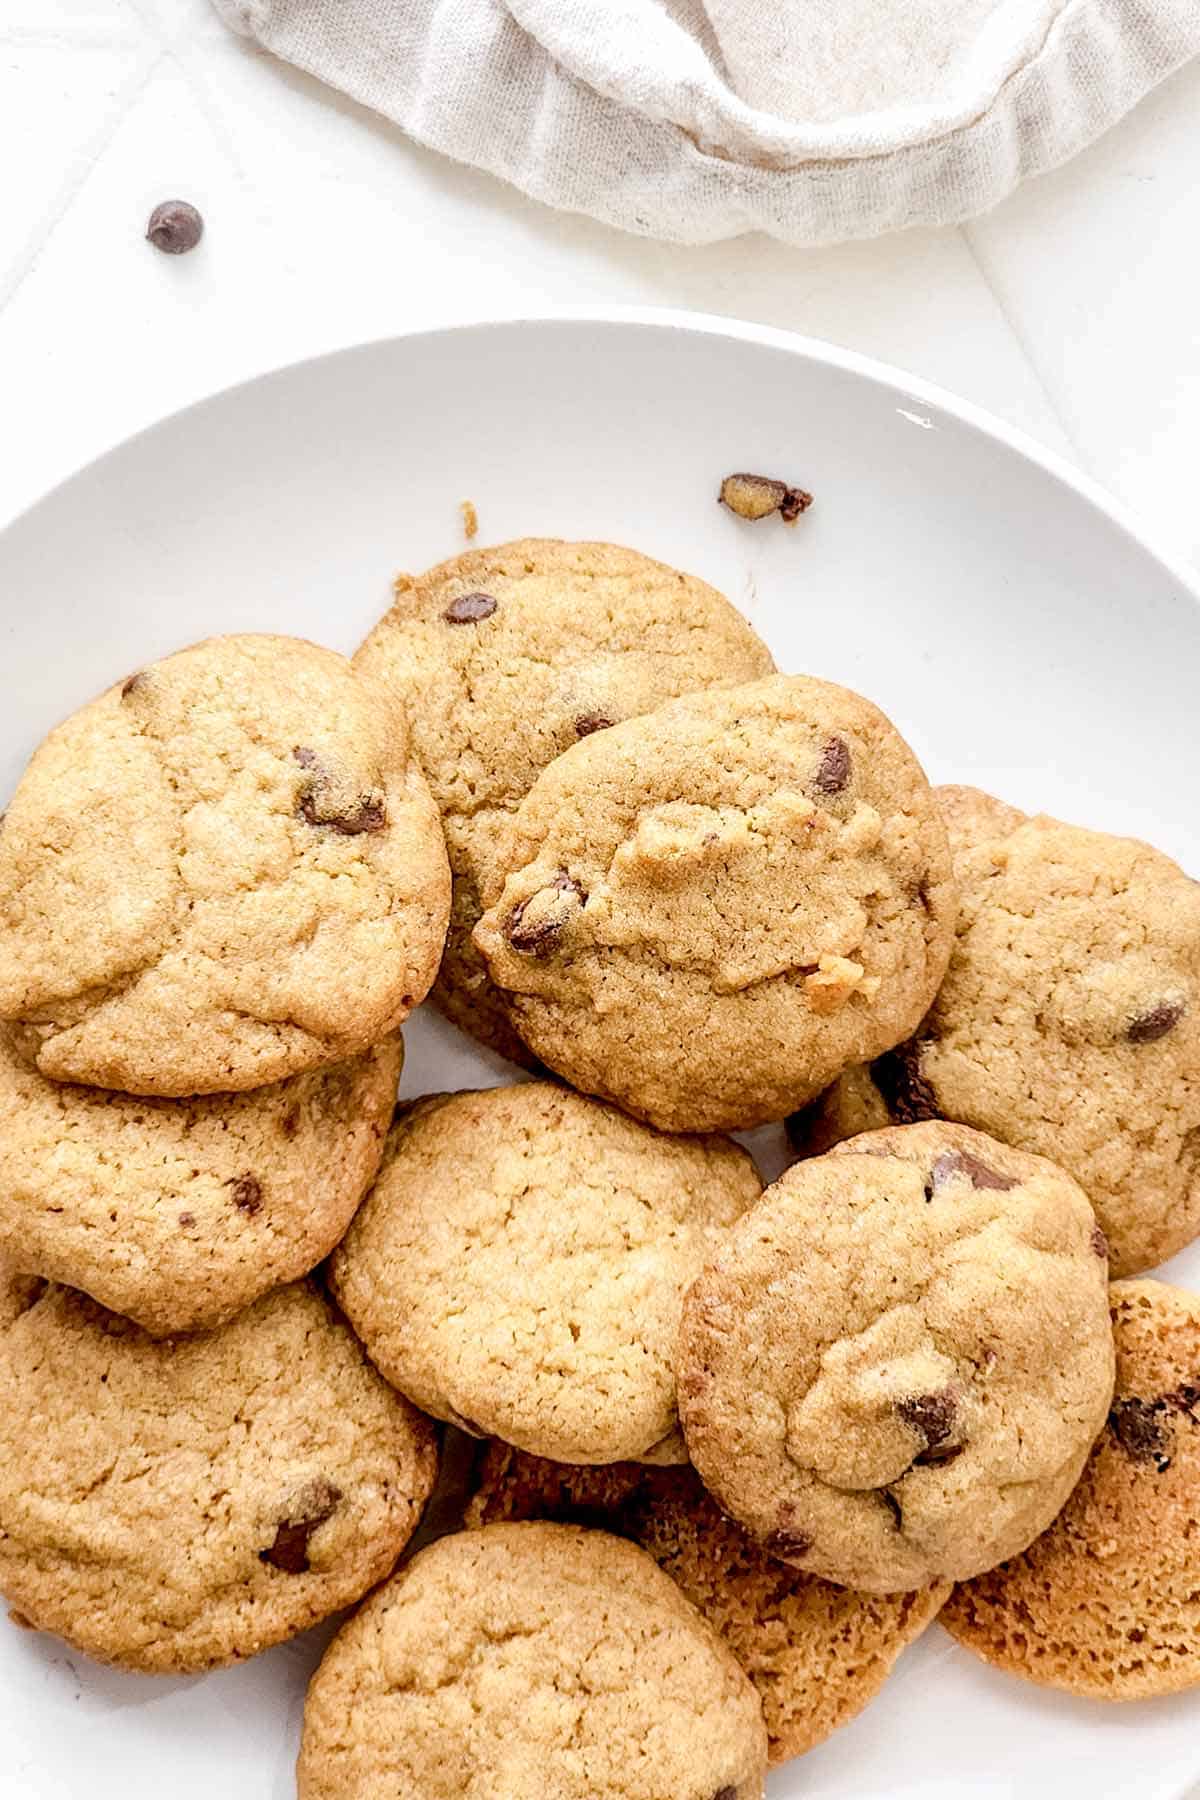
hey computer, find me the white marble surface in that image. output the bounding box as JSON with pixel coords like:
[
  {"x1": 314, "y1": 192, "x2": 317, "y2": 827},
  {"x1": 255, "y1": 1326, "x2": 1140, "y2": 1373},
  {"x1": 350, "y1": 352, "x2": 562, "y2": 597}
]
[{"x1": 1, "y1": 3, "x2": 1198, "y2": 569}]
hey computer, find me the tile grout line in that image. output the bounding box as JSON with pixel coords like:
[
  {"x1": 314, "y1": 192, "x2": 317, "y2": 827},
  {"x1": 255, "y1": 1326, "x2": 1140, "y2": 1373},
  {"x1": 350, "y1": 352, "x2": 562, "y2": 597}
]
[
  {"x1": 959, "y1": 219, "x2": 1097, "y2": 480},
  {"x1": 0, "y1": 43, "x2": 166, "y2": 318}
]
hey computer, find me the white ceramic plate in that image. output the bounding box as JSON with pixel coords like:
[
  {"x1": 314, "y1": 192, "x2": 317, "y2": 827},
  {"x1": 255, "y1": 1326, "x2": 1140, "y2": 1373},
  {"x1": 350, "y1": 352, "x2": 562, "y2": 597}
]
[{"x1": 0, "y1": 312, "x2": 1198, "y2": 1800}]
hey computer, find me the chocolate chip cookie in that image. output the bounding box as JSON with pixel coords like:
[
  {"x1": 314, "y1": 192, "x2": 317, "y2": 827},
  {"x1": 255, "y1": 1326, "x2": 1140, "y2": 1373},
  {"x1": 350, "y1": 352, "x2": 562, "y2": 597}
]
[
  {"x1": 0, "y1": 635, "x2": 450, "y2": 1094},
  {"x1": 0, "y1": 1280, "x2": 437, "y2": 1672},
  {"x1": 944, "y1": 1279, "x2": 1200, "y2": 1698},
  {"x1": 0, "y1": 1026, "x2": 401, "y2": 1335},
  {"x1": 353, "y1": 540, "x2": 774, "y2": 1066},
  {"x1": 330, "y1": 1084, "x2": 760, "y2": 1462},
  {"x1": 297, "y1": 1521, "x2": 768, "y2": 1799},
  {"x1": 465, "y1": 1443, "x2": 949, "y2": 1765},
  {"x1": 677, "y1": 1121, "x2": 1114, "y2": 1591},
  {"x1": 794, "y1": 786, "x2": 1200, "y2": 1275},
  {"x1": 472, "y1": 674, "x2": 957, "y2": 1132}
]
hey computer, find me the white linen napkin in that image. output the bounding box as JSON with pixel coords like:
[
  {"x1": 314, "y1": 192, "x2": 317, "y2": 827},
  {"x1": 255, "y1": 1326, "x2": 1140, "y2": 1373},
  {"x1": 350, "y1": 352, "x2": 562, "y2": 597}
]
[{"x1": 212, "y1": 0, "x2": 1200, "y2": 244}]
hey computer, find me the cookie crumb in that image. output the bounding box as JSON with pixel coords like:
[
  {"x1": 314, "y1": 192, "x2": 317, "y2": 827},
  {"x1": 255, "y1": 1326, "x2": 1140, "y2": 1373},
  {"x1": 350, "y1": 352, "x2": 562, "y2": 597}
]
[{"x1": 460, "y1": 500, "x2": 479, "y2": 540}]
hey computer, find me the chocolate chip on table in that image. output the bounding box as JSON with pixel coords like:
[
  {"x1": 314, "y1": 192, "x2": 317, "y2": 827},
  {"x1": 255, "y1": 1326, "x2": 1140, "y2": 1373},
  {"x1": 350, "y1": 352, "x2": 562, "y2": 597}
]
[
  {"x1": 898, "y1": 1390, "x2": 957, "y2": 1450},
  {"x1": 442, "y1": 590, "x2": 497, "y2": 624},
  {"x1": 507, "y1": 872, "x2": 585, "y2": 955},
  {"x1": 1127, "y1": 999, "x2": 1186, "y2": 1043},
  {"x1": 930, "y1": 1148, "x2": 1017, "y2": 1193},
  {"x1": 260, "y1": 1479, "x2": 343, "y2": 1574},
  {"x1": 1108, "y1": 1397, "x2": 1173, "y2": 1471},
  {"x1": 292, "y1": 746, "x2": 387, "y2": 835},
  {"x1": 870, "y1": 1040, "x2": 940, "y2": 1125},
  {"x1": 574, "y1": 712, "x2": 614, "y2": 738},
  {"x1": 718, "y1": 472, "x2": 813, "y2": 523},
  {"x1": 145, "y1": 199, "x2": 204, "y2": 255},
  {"x1": 227, "y1": 1174, "x2": 263, "y2": 1215},
  {"x1": 812, "y1": 735, "x2": 851, "y2": 795}
]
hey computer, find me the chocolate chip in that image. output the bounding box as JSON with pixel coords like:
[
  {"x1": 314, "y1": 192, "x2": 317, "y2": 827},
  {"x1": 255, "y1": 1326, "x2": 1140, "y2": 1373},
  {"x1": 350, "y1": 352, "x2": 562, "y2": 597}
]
[
  {"x1": 1128, "y1": 999, "x2": 1186, "y2": 1044},
  {"x1": 120, "y1": 672, "x2": 144, "y2": 699},
  {"x1": 719, "y1": 472, "x2": 812, "y2": 523},
  {"x1": 293, "y1": 747, "x2": 387, "y2": 836},
  {"x1": 914, "y1": 1441, "x2": 964, "y2": 1468},
  {"x1": 146, "y1": 199, "x2": 204, "y2": 255},
  {"x1": 763, "y1": 1528, "x2": 813, "y2": 1559},
  {"x1": 507, "y1": 872, "x2": 584, "y2": 956},
  {"x1": 227, "y1": 1174, "x2": 262, "y2": 1215},
  {"x1": 898, "y1": 1391, "x2": 957, "y2": 1449},
  {"x1": 712, "y1": 1788, "x2": 739, "y2": 1800},
  {"x1": 870, "y1": 1041, "x2": 940, "y2": 1125},
  {"x1": 260, "y1": 1478, "x2": 342, "y2": 1573},
  {"x1": 1091, "y1": 1223, "x2": 1110, "y2": 1259},
  {"x1": 178, "y1": 1211, "x2": 195, "y2": 1229},
  {"x1": 813, "y1": 735, "x2": 851, "y2": 796},
  {"x1": 1168, "y1": 1384, "x2": 1200, "y2": 1422},
  {"x1": 574, "y1": 713, "x2": 614, "y2": 738},
  {"x1": 1108, "y1": 1397, "x2": 1173, "y2": 1471},
  {"x1": 930, "y1": 1149, "x2": 1017, "y2": 1193},
  {"x1": 443, "y1": 591, "x2": 497, "y2": 624}
]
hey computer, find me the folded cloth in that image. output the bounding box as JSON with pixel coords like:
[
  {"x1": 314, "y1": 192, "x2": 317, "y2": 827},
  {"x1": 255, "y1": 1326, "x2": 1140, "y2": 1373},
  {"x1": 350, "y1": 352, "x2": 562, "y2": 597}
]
[{"x1": 212, "y1": 0, "x2": 1200, "y2": 244}]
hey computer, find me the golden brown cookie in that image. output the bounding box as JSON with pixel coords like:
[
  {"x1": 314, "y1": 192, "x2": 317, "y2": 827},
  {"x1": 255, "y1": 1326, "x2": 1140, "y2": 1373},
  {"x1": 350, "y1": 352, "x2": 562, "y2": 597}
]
[
  {"x1": 353, "y1": 540, "x2": 774, "y2": 1065},
  {"x1": 297, "y1": 1521, "x2": 768, "y2": 1800},
  {"x1": 793, "y1": 786, "x2": 1200, "y2": 1276},
  {"x1": 943, "y1": 1279, "x2": 1200, "y2": 1698},
  {"x1": 0, "y1": 1027, "x2": 401, "y2": 1335},
  {"x1": 678, "y1": 1121, "x2": 1114, "y2": 1591},
  {"x1": 0, "y1": 635, "x2": 450, "y2": 1095},
  {"x1": 0, "y1": 1280, "x2": 437, "y2": 1673},
  {"x1": 472, "y1": 674, "x2": 957, "y2": 1132},
  {"x1": 465, "y1": 1443, "x2": 949, "y2": 1765},
  {"x1": 330, "y1": 1084, "x2": 760, "y2": 1462}
]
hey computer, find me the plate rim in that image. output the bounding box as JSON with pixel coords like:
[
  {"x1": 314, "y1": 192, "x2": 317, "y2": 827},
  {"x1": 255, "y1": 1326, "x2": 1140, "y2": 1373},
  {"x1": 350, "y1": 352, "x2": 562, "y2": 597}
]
[{"x1": 3, "y1": 306, "x2": 1197, "y2": 609}]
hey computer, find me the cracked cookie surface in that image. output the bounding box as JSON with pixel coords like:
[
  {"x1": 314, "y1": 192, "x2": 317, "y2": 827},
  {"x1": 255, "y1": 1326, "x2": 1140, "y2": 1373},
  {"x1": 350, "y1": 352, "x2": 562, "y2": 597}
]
[
  {"x1": 0, "y1": 1280, "x2": 437, "y2": 1672},
  {"x1": 297, "y1": 1521, "x2": 768, "y2": 1800},
  {"x1": 795, "y1": 786, "x2": 1200, "y2": 1275},
  {"x1": 943, "y1": 1279, "x2": 1200, "y2": 1698},
  {"x1": 0, "y1": 1026, "x2": 401, "y2": 1335},
  {"x1": 465, "y1": 1443, "x2": 948, "y2": 1765},
  {"x1": 353, "y1": 540, "x2": 774, "y2": 1066},
  {"x1": 0, "y1": 634, "x2": 450, "y2": 1094},
  {"x1": 472, "y1": 673, "x2": 956, "y2": 1131},
  {"x1": 330, "y1": 1084, "x2": 760, "y2": 1463},
  {"x1": 677, "y1": 1121, "x2": 1114, "y2": 1591}
]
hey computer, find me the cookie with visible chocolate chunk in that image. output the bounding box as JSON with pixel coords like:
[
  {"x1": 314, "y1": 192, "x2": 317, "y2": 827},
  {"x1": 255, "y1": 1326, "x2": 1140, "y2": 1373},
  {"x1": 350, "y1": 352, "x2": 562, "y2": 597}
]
[
  {"x1": 677, "y1": 1121, "x2": 1114, "y2": 1592},
  {"x1": 353, "y1": 540, "x2": 774, "y2": 1065},
  {"x1": 0, "y1": 1280, "x2": 436, "y2": 1672},
  {"x1": 0, "y1": 1026, "x2": 401, "y2": 1336},
  {"x1": 330, "y1": 1083, "x2": 760, "y2": 1462},
  {"x1": 472, "y1": 674, "x2": 957, "y2": 1132},
  {"x1": 0, "y1": 635, "x2": 450, "y2": 1095},
  {"x1": 793, "y1": 786, "x2": 1200, "y2": 1276},
  {"x1": 465, "y1": 1443, "x2": 949, "y2": 1765},
  {"x1": 297, "y1": 1521, "x2": 768, "y2": 1800},
  {"x1": 944, "y1": 1279, "x2": 1200, "y2": 1698}
]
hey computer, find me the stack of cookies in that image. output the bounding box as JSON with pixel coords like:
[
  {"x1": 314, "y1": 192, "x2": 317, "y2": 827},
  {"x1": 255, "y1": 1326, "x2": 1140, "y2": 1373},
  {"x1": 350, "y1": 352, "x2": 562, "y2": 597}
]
[{"x1": 0, "y1": 540, "x2": 1197, "y2": 1799}]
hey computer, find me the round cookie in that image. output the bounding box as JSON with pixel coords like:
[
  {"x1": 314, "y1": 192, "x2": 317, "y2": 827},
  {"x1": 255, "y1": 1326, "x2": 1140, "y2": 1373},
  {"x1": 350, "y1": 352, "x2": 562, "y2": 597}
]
[
  {"x1": 796, "y1": 786, "x2": 1200, "y2": 1276},
  {"x1": 0, "y1": 634, "x2": 450, "y2": 1094},
  {"x1": 297, "y1": 1521, "x2": 768, "y2": 1800},
  {"x1": 330, "y1": 1083, "x2": 761, "y2": 1462},
  {"x1": 0, "y1": 1280, "x2": 437, "y2": 1673},
  {"x1": 677, "y1": 1121, "x2": 1115, "y2": 1592},
  {"x1": 943, "y1": 1279, "x2": 1200, "y2": 1699},
  {"x1": 465, "y1": 1443, "x2": 949, "y2": 1765},
  {"x1": 354, "y1": 540, "x2": 775, "y2": 1065},
  {"x1": 472, "y1": 674, "x2": 957, "y2": 1132},
  {"x1": 0, "y1": 1027, "x2": 402, "y2": 1336}
]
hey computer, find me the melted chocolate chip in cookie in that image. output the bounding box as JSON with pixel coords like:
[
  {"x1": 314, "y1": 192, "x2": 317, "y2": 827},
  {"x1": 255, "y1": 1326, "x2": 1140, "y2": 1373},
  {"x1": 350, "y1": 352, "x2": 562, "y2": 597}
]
[
  {"x1": 1128, "y1": 999, "x2": 1186, "y2": 1044},
  {"x1": 261, "y1": 1478, "x2": 343, "y2": 1574},
  {"x1": 1108, "y1": 1397, "x2": 1173, "y2": 1472},
  {"x1": 227, "y1": 1174, "x2": 263, "y2": 1215},
  {"x1": 812, "y1": 736, "x2": 851, "y2": 796},
  {"x1": 574, "y1": 712, "x2": 614, "y2": 738},
  {"x1": 507, "y1": 873, "x2": 585, "y2": 955},
  {"x1": 898, "y1": 1390, "x2": 957, "y2": 1454},
  {"x1": 930, "y1": 1149, "x2": 1017, "y2": 1193},
  {"x1": 293, "y1": 747, "x2": 387, "y2": 836},
  {"x1": 870, "y1": 1041, "x2": 940, "y2": 1125}
]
